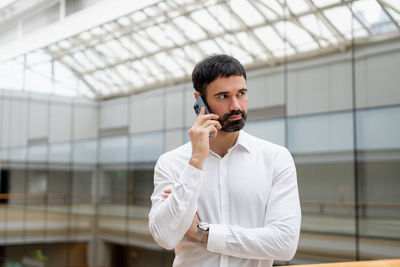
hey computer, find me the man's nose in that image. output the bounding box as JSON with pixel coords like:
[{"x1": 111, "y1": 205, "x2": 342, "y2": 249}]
[{"x1": 229, "y1": 97, "x2": 241, "y2": 111}]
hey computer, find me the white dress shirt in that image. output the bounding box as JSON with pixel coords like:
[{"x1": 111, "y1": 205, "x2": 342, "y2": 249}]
[{"x1": 148, "y1": 130, "x2": 301, "y2": 267}]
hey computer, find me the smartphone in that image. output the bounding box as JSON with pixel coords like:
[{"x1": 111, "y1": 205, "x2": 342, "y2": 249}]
[
  {"x1": 193, "y1": 96, "x2": 212, "y2": 137},
  {"x1": 193, "y1": 95, "x2": 210, "y2": 116}
]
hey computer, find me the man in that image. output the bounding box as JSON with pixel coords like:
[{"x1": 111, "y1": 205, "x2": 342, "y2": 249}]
[{"x1": 148, "y1": 54, "x2": 301, "y2": 267}]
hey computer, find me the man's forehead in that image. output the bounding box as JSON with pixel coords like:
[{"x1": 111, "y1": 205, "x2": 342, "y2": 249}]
[
  {"x1": 202, "y1": 75, "x2": 246, "y2": 96},
  {"x1": 208, "y1": 75, "x2": 246, "y2": 88}
]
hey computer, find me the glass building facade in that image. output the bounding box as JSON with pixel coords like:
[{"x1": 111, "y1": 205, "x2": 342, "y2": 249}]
[{"x1": 0, "y1": 0, "x2": 399, "y2": 266}]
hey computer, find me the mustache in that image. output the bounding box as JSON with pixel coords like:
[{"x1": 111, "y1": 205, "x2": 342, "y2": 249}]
[{"x1": 220, "y1": 110, "x2": 247, "y2": 120}]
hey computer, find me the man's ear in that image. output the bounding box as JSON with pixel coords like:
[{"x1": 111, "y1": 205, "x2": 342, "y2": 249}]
[{"x1": 194, "y1": 91, "x2": 201, "y2": 100}]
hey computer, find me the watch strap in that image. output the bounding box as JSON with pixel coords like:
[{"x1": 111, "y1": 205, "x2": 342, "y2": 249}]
[{"x1": 196, "y1": 221, "x2": 209, "y2": 242}]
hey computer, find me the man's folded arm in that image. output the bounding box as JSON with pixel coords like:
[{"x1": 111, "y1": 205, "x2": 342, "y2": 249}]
[
  {"x1": 207, "y1": 149, "x2": 301, "y2": 261},
  {"x1": 148, "y1": 156, "x2": 203, "y2": 250}
]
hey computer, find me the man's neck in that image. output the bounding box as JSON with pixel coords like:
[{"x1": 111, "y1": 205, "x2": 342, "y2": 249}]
[{"x1": 209, "y1": 130, "x2": 240, "y2": 158}]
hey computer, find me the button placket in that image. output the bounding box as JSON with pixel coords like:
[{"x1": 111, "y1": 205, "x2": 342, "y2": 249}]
[
  {"x1": 219, "y1": 158, "x2": 229, "y2": 224},
  {"x1": 219, "y1": 156, "x2": 229, "y2": 267}
]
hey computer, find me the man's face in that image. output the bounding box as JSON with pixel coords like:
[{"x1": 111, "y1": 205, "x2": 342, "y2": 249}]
[{"x1": 204, "y1": 75, "x2": 248, "y2": 132}]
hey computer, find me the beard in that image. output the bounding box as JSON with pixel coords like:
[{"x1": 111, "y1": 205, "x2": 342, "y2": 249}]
[{"x1": 218, "y1": 110, "x2": 247, "y2": 132}]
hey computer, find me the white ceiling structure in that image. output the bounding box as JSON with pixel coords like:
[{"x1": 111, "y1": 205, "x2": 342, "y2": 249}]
[{"x1": 1, "y1": 0, "x2": 400, "y2": 100}]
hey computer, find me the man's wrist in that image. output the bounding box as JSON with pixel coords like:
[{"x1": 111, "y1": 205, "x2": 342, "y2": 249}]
[
  {"x1": 201, "y1": 230, "x2": 208, "y2": 244},
  {"x1": 189, "y1": 156, "x2": 204, "y2": 170}
]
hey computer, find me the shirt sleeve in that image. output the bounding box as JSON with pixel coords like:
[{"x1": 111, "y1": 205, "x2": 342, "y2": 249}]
[
  {"x1": 206, "y1": 148, "x2": 301, "y2": 261},
  {"x1": 148, "y1": 154, "x2": 204, "y2": 250}
]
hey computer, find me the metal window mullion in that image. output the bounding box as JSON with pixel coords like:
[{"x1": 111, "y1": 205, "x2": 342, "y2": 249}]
[
  {"x1": 270, "y1": 23, "x2": 298, "y2": 54},
  {"x1": 43, "y1": 46, "x2": 98, "y2": 96},
  {"x1": 241, "y1": 0, "x2": 280, "y2": 54},
  {"x1": 253, "y1": 0, "x2": 283, "y2": 18},
  {"x1": 286, "y1": 11, "x2": 327, "y2": 47},
  {"x1": 87, "y1": 70, "x2": 115, "y2": 96},
  {"x1": 110, "y1": 21, "x2": 161, "y2": 87},
  {"x1": 92, "y1": 26, "x2": 133, "y2": 88},
  {"x1": 124, "y1": 25, "x2": 162, "y2": 82},
  {"x1": 124, "y1": 62, "x2": 151, "y2": 80},
  {"x1": 380, "y1": 0, "x2": 400, "y2": 15},
  {"x1": 90, "y1": 26, "x2": 123, "y2": 63},
  {"x1": 80, "y1": 0, "x2": 367, "y2": 78},
  {"x1": 136, "y1": 11, "x2": 184, "y2": 76},
  {"x1": 123, "y1": 63, "x2": 151, "y2": 94},
  {"x1": 347, "y1": 4, "x2": 372, "y2": 34},
  {"x1": 304, "y1": 0, "x2": 347, "y2": 46},
  {"x1": 271, "y1": 0, "x2": 303, "y2": 54},
  {"x1": 203, "y1": 4, "x2": 253, "y2": 57},
  {"x1": 71, "y1": 38, "x2": 103, "y2": 70},
  {"x1": 377, "y1": 0, "x2": 400, "y2": 29},
  {"x1": 49, "y1": 58, "x2": 97, "y2": 96},
  {"x1": 111, "y1": 21, "x2": 150, "y2": 61},
  {"x1": 125, "y1": 17, "x2": 162, "y2": 77},
  {"x1": 289, "y1": 16, "x2": 332, "y2": 45},
  {"x1": 69, "y1": 39, "x2": 117, "y2": 92},
  {"x1": 163, "y1": 0, "x2": 208, "y2": 59},
  {"x1": 151, "y1": 4, "x2": 197, "y2": 72},
  {"x1": 64, "y1": 49, "x2": 111, "y2": 94},
  {"x1": 222, "y1": 2, "x2": 276, "y2": 60},
  {"x1": 220, "y1": 3, "x2": 263, "y2": 60}
]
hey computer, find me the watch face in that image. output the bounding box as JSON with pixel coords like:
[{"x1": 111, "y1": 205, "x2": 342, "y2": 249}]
[{"x1": 198, "y1": 221, "x2": 209, "y2": 231}]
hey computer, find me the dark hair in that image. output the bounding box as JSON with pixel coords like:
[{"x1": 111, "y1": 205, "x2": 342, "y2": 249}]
[{"x1": 192, "y1": 54, "x2": 246, "y2": 96}]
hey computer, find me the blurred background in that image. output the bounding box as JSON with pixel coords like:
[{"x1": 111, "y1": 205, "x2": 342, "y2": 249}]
[{"x1": 0, "y1": 0, "x2": 399, "y2": 266}]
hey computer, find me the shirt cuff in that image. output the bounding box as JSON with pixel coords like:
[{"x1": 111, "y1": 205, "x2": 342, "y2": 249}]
[
  {"x1": 181, "y1": 162, "x2": 203, "y2": 187},
  {"x1": 207, "y1": 224, "x2": 229, "y2": 254}
]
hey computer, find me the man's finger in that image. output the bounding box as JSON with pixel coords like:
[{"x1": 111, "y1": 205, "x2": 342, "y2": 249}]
[
  {"x1": 195, "y1": 114, "x2": 219, "y2": 126},
  {"x1": 199, "y1": 106, "x2": 205, "y2": 115},
  {"x1": 203, "y1": 120, "x2": 221, "y2": 130},
  {"x1": 206, "y1": 125, "x2": 218, "y2": 138}
]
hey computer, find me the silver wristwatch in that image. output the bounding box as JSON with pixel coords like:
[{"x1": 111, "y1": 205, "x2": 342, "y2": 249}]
[{"x1": 196, "y1": 221, "x2": 209, "y2": 242}]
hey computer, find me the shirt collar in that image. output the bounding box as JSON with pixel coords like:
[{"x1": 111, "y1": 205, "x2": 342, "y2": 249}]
[{"x1": 231, "y1": 130, "x2": 252, "y2": 153}]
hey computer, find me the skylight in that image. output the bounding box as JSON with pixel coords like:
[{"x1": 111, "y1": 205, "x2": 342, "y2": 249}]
[{"x1": 0, "y1": 0, "x2": 399, "y2": 99}]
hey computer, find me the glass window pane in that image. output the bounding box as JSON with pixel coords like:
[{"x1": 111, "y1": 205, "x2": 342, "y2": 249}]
[
  {"x1": 99, "y1": 136, "x2": 128, "y2": 163},
  {"x1": 356, "y1": 106, "x2": 400, "y2": 150},
  {"x1": 244, "y1": 119, "x2": 285, "y2": 146},
  {"x1": 49, "y1": 142, "x2": 71, "y2": 163},
  {"x1": 288, "y1": 112, "x2": 354, "y2": 154},
  {"x1": 28, "y1": 145, "x2": 48, "y2": 162},
  {"x1": 130, "y1": 132, "x2": 164, "y2": 163},
  {"x1": 73, "y1": 139, "x2": 97, "y2": 164}
]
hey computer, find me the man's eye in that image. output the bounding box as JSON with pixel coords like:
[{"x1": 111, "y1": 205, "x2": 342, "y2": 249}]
[{"x1": 217, "y1": 95, "x2": 226, "y2": 99}]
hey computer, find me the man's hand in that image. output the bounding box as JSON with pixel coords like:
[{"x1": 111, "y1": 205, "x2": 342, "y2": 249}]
[
  {"x1": 162, "y1": 188, "x2": 171, "y2": 199},
  {"x1": 189, "y1": 107, "x2": 221, "y2": 169}
]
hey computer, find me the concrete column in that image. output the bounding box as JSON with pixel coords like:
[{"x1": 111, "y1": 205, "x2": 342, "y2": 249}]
[{"x1": 87, "y1": 236, "x2": 111, "y2": 267}]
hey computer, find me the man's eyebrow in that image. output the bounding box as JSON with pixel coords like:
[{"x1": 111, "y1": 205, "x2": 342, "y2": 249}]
[
  {"x1": 213, "y1": 91, "x2": 229, "y2": 96},
  {"x1": 213, "y1": 88, "x2": 247, "y2": 97}
]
